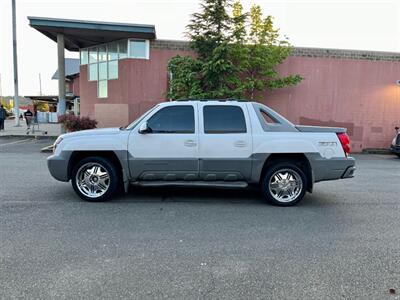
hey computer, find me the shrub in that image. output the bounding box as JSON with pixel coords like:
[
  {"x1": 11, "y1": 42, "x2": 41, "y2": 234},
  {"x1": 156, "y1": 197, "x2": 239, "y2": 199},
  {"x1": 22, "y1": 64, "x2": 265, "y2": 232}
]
[{"x1": 58, "y1": 114, "x2": 97, "y2": 132}]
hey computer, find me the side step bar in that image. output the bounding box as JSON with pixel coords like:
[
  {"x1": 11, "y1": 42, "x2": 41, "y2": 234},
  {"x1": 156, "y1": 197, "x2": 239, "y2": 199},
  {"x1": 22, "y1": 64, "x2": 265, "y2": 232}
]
[{"x1": 130, "y1": 181, "x2": 248, "y2": 188}]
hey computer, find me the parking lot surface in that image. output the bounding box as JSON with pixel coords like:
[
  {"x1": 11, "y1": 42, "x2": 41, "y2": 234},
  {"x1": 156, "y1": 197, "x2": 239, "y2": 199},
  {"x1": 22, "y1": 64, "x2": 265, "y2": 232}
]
[{"x1": 1, "y1": 137, "x2": 400, "y2": 299}]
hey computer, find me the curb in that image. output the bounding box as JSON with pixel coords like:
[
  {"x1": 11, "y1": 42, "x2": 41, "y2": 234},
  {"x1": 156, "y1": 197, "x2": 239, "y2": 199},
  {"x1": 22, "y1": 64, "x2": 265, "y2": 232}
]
[
  {"x1": 40, "y1": 145, "x2": 54, "y2": 153},
  {"x1": 0, "y1": 134, "x2": 58, "y2": 140},
  {"x1": 362, "y1": 148, "x2": 392, "y2": 155}
]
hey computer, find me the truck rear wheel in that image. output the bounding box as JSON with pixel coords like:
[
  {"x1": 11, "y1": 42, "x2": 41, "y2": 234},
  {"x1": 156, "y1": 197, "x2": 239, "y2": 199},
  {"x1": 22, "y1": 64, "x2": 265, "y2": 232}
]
[
  {"x1": 71, "y1": 156, "x2": 119, "y2": 202},
  {"x1": 262, "y1": 162, "x2": 307, "y2": 206}
]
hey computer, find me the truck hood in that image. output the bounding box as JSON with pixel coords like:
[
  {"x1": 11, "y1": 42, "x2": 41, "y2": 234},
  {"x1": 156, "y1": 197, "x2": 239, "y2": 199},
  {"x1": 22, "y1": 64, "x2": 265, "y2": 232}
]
[{"x1": 61, "y1": 127, "x2": 122, "y2": 139}]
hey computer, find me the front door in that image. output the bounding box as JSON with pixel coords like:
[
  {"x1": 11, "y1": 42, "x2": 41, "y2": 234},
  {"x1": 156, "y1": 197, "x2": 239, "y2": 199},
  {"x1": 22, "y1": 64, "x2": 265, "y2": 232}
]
[
  {"x1": 128, "y1": 103, "x2": 199, "y2": 181},
  {"x1": 197, "y1": 102, "x2": 253, "y2": 181}
]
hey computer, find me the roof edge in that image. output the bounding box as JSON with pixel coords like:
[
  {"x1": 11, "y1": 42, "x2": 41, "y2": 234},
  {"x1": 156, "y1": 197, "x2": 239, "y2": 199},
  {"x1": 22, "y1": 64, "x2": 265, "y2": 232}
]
[
  {"x1": 151, "y1": 39, "x2": 400, "y2": 61},
  {"x1": 28, "y1": 16, "x2": 156, "y2": 30}
]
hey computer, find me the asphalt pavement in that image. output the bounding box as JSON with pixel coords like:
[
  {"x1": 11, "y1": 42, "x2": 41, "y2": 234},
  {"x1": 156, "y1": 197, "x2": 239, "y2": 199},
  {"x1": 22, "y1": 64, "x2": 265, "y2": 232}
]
[{"x1": 1, "y1": 137, "x2": 400, "y2": 299}]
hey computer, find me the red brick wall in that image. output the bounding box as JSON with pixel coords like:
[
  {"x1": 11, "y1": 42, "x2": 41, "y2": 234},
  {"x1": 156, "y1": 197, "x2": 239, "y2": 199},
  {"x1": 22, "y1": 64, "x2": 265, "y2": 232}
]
[
  {"x1": 261, "y1": 56, "x2": 400, "y2": 151},
  {"x1": 70, "y1": 76, "x2": 80, "y2": 96},
  {"x1": 78, "y1": 41, "x2": 400, "y2": 150}
]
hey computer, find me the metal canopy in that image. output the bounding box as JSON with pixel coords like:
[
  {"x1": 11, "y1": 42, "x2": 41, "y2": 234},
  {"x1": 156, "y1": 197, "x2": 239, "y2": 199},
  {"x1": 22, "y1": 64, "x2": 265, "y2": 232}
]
[
  {"x1": 25, "y1": 95, "x2": 77, "y2": 102},
  {"x1": 28, "y1": 17, "x2": 156, "y2": 51}
]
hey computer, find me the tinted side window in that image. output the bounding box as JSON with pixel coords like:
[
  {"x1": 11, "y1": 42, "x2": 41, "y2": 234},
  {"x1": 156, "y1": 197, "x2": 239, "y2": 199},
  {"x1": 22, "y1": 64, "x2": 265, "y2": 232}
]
[
  {"x1": 260, "y1": 110, "x2": 279, "y2": 124},
  {"x1": 203, "y1": 106, "x2": 247, "y2": 133},
  {"x1": 147, "y1": 106, "x2": 194, "y2": 133}
]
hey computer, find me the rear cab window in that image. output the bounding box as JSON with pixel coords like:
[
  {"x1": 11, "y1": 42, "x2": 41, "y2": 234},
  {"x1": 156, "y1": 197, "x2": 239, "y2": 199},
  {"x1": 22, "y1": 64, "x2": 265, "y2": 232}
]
[{"x1": 203, "y1": 105, "x2": 247, "y2": 133}]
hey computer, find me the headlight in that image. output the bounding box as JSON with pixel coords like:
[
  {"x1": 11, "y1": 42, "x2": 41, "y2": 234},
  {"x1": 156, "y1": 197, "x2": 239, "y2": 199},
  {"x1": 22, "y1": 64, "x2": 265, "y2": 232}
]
[{"x1": 53, "y1": 136, "x2": 63, "y2": 153}]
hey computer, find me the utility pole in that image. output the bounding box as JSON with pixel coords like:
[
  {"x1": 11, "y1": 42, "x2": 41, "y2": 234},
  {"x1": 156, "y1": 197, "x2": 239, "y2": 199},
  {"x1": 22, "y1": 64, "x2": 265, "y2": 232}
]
[
  {"x1": 12, "y1": 0, "x2": 20, "y2": 126},
  {"x1": 57, "y1": 34, "x2": 66, "y2": 115},
  {"x1": 57, "y1": 33, "x2": 66, "y2": 133},
  {"x1": 39, "y1": 73, "x2": 42, "y2": 96}
]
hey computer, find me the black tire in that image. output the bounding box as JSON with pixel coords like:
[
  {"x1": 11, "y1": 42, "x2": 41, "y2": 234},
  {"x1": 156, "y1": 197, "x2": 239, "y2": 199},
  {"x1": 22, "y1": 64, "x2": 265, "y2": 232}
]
[
  {"x1": 261, "y1": 162, "x2": 307, "y2": 206},
  {"x1": 71, "y1": 156, "x2": 119, "y2": 202},
  {"x1": 396, "y1": 153, "x2": 400, "y2": 158}
]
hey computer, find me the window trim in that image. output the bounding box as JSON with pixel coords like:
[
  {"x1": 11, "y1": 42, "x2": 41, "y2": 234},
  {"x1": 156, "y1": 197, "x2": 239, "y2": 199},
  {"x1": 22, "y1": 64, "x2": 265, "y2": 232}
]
[
  {"x1": 203, "y1": 105, "x2": 247, "y2": 134},
  {"x1": 146, "y1": 105, "x2": 195, "y2": 134}
]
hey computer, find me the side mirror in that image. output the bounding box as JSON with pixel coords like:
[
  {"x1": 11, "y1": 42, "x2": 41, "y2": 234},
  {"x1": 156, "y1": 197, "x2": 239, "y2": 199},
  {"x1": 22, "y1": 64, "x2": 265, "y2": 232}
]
[
  {"x1": 139, "y1": 122, "x2": 151, "y2": 134},
  {"x1": 395, "y1": 126, "x2": 399, "y2": 131}
]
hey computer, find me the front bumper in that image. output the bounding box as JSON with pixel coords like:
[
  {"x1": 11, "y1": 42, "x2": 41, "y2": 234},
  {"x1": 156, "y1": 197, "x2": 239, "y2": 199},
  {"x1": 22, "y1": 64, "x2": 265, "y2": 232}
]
[{"x1": 47, "y1": 151, "x2": 71, "y2": 182}]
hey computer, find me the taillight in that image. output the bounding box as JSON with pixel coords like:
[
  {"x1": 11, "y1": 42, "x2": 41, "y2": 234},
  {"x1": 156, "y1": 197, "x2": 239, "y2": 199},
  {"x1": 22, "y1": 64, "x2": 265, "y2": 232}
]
[{"x1": 337, "y1": 132, "x2": 350, "y2": 156}]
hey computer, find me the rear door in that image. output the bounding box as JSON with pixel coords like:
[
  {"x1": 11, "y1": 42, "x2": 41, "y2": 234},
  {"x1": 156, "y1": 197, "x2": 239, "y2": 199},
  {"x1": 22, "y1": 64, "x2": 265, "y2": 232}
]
[
  {"x1": 198, "y1": 102, "x2": 253, "y2": 181},
  {"x1": 128, "y1": 102, "x2": 199, "y2": 181}
]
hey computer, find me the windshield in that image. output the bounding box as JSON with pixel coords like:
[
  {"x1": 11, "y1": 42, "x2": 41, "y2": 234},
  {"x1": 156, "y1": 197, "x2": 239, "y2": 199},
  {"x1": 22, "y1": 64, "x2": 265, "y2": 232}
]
[{"x1": 125, "y1": 104, "x2": 159, "y2": 130}]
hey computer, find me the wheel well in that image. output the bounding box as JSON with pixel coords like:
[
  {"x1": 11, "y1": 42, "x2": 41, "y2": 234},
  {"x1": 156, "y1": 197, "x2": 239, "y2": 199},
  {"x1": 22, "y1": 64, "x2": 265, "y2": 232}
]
[
  {"x1": 260, "y1": 153, "x2": 313, "y2": 192},
  {"x1": 68, "y1": 151, "x2": 123, "y2": 181}
]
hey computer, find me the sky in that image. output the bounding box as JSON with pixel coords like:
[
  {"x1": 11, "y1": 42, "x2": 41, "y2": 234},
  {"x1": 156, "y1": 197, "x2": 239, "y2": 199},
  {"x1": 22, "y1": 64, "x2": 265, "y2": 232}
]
[{"x1": 0, "y1": 0, "x2": 399, "y2": 96}]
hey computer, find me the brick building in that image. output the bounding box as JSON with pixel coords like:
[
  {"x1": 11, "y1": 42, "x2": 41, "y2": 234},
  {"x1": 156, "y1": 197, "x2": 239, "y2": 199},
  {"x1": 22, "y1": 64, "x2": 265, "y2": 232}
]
[{"x1": 29, "y1": 17, "x2": 400, "y2": 151}]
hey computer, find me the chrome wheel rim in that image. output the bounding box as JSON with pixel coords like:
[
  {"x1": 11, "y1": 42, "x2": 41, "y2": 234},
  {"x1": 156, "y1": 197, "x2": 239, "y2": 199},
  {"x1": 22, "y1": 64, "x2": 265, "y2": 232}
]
[
  {"x1": 75, "y1": 163, "x2": 110, "y2": 198},
  {"x1": 269, "y1": 169, "x2": 303, "y2": 203}
]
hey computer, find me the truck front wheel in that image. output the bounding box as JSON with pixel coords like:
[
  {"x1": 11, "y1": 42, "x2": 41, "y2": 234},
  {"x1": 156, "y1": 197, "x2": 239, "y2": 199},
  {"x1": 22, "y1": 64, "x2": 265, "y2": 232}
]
[
  {"x1": 71, "y1": 156, "x2": 119, "y2": 202},
  {"x1": 262, "y1": 162, "x2": 307, "y2": 206}
]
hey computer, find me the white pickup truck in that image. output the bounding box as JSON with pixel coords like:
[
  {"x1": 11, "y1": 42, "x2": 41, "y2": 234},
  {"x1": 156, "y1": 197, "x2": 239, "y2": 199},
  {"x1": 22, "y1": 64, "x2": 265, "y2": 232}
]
[{"x1": 48, "y1": 100, "x2": 355, "y2": 206}]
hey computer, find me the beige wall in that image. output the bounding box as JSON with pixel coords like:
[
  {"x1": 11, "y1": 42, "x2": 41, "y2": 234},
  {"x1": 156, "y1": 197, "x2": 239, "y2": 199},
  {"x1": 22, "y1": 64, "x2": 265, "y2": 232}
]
[{"x1": 94, "y1": 103, "x2": 129, "y2": 128}]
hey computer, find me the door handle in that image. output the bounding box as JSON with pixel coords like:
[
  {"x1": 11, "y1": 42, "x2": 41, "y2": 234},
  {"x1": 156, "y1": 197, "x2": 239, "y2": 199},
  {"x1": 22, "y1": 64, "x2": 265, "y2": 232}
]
[
  {"x1": 234, "y1": 141, "x2": 247, "y2": 147},
  {"x1": 184, "y1": 140, "x2": 197, "y2": 147}
]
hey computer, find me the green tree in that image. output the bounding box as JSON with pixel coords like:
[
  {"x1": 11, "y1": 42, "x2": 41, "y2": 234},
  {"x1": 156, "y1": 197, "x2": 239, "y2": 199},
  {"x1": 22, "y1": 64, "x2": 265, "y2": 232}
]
[
  {"x1": 187, "y1": 0, "x2": 232, "y2": 59},
  {"x1": 237, "y1": 5, "x2": 302, "y2": 99},
  {"x1": 167, "y1": 0, "x2": 303, "y2": 100},
  {"x1": 231, "y1": 1, "x2": 247, "y2": 44},
  {"x1": 188, "y1": 0, "x2": 239, "y2": 99},
  {"x1": 169, "y1": 0, "x2": 239, "y2": 99},
  {"x1": 168, "y1": 55, "x2": 203, "y2": 99}
]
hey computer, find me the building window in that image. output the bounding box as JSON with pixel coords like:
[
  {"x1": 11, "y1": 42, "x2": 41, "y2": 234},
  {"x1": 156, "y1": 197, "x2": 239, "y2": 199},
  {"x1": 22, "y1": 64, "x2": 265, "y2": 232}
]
[
  {"x1": 108, "y1": 60, "x2": 118, "y2": 80},
  {"x1": 129, "y1": 40, "x2": 149, "y2": 59},
  {"x1": 80, "y1": 49, "x2": 88, "y2": 65},
  {"x1": 98, "y1": 45, "x2": 107, "y2": 62},
  {"x1": 89, "y1": 47, "x2": 98, "y2": 63},
  {"x1": 98, "y1": 80, "x2": 108, "y2": 98},
  {"x1": 89, "y1": 64, "x2": 98, "y2": 81},
  {"x1": 118, "y1": 40, "x2": 127, "y2": 59},
  {"x1": 79, "y1": 39, "x2": 150, "y2": 98},
  {"x1": 99, "y1": 62, "x2": 108, "y2": 80},
  {"x1": 108, "y1": 42, "x2": 118, "y2": 61}
]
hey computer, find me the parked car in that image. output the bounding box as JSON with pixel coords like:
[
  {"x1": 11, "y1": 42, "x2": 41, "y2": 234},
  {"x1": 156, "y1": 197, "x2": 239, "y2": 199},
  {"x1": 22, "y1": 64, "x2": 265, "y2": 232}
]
[
  {"x1": 47, "y1": 100, "x2": 355, "y2": 206},
  {"x1": 390, "y1": 126, "x2": 400, "y2": 157}
]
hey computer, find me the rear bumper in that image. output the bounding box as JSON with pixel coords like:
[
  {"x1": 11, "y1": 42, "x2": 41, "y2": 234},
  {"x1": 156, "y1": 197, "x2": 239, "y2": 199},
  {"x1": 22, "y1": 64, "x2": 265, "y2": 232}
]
[
  {"x1": 308, "y1": 155, "x2": 356, "y2": 183},
  {"x1": 341, "y1": 166, "x2": 356, "y2": 179},
  {"x1": 390, "y1": 144, "x2": 400, "y2": 154}
]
